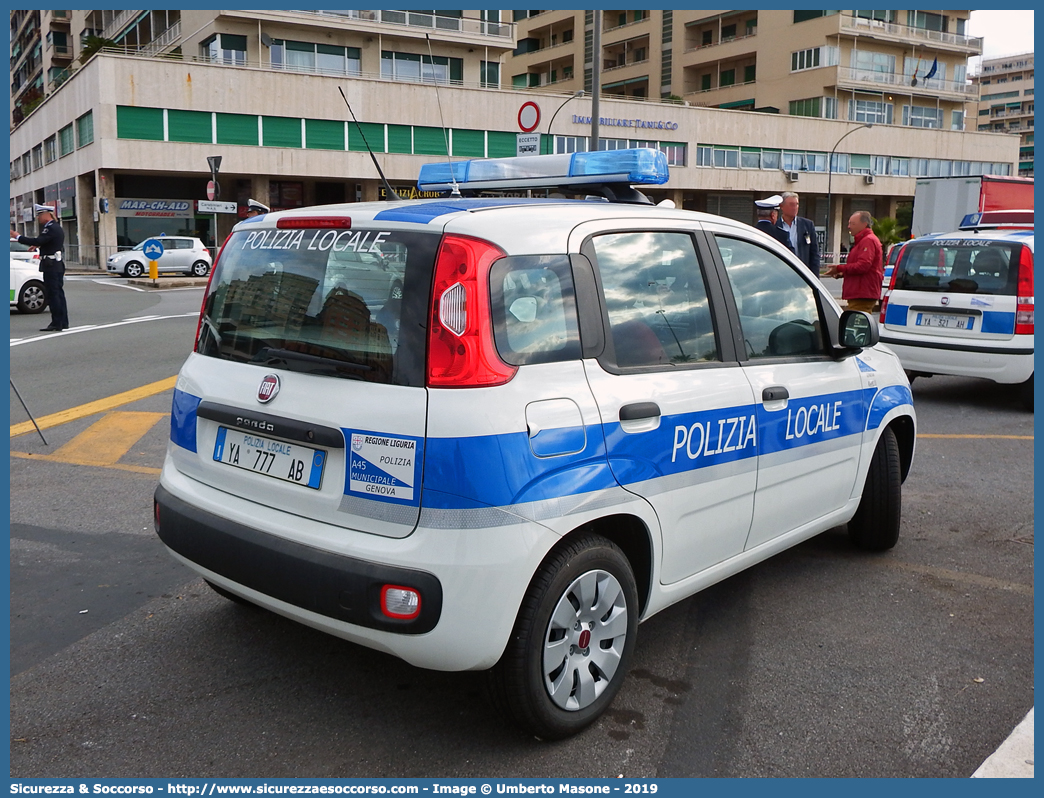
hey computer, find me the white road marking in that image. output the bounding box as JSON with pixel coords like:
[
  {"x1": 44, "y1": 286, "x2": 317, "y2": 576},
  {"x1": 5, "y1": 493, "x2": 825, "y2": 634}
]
[
  {"x1": 91, "y1": 279, "x2": 146, "y2": 291},
  {"x1": 10, "y1": 312, "x2": 199, "y2": 347}
]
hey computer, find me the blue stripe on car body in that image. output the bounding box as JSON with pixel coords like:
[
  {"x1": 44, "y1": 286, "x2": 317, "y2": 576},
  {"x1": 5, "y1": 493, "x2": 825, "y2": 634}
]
[{"x1": 170, "y1": 388, "x2": 201, "y2": 453}]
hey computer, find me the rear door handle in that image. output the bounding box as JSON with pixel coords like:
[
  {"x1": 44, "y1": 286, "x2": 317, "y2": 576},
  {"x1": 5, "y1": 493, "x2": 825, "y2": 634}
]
[
  {"x1": 619, "y1": 402, "x2": 661, "y2": 421},
  {"x1": 762, "y1": 386, "x2": 789, "y2": 402}
]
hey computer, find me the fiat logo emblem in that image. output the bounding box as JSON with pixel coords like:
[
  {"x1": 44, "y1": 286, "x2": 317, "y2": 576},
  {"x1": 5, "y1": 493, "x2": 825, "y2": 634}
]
[
  {"x1": 941, "y1": 296, "x2": 950, "y2": 305},
  {"x1": 258, "y1": 374, "x2": 280, "y2": 403}
]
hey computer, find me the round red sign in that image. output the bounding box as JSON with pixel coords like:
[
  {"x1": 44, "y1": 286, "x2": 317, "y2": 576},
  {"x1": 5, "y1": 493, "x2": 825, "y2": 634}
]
[{"x1": 517, "y1": 101, "x2": 541, "y2": 133}]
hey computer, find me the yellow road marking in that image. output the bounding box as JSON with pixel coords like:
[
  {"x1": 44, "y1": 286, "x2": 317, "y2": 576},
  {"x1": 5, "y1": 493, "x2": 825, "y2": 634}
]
[
  {"x1": 10, "y1": 376, "x2": 177, "y2": 438},
  {"x1": 48, "y1": 411, "x2": 166, "y2": 466},
  {"x1": 918, "y1": 434, "x2": 1033, "y2": 440},
  {"x1": 10, "y1": 451, "x2": 161, "y2": 476}
]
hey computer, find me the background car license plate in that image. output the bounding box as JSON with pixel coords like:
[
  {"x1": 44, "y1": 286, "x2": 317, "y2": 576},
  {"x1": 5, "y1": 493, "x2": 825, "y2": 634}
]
[
  {"x1": 213, "y1": 427, "x2": 325, "y2": 489},
  {"x1": 915, "y1": 312, "x2": 974, "y2": 330}
]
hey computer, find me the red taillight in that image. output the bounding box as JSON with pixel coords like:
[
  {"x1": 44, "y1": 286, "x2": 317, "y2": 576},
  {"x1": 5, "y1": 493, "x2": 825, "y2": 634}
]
[
  {"x1": 426, "y1": 235, "x2": 517, "y2": 388},
  {"x1": 193, "y1": 233, "x2": 230, "y2": 352},
  {"x1": 1015, "y1": 245, "x2": 1034, "y2": 335},
  {"x1": 880, "y1": 244, "x2": 905, "y2": 322},
  {"x1": 276, "y1": 216, "x2": 351, "y2": 229},
  {"x1": 154, "y1": 499, "x2": 161, "y2": 534}
]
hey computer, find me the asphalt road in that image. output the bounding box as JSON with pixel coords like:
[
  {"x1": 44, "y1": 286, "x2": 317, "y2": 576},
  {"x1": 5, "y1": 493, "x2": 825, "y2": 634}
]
[{"x1": 8, "y1": 276, "x2": 1034, "y2": 778}]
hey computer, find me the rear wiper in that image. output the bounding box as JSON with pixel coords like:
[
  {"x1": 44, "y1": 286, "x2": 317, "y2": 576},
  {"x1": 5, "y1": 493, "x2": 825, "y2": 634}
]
[{"x1": 250, "y1": 346, "x2": 372, "y2": 378}]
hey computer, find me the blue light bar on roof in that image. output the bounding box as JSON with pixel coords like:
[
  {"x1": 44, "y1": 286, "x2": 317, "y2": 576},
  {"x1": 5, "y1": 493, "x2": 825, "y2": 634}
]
[{"x1": 417, "y1": 148, "x2": 670, "y2": 193}]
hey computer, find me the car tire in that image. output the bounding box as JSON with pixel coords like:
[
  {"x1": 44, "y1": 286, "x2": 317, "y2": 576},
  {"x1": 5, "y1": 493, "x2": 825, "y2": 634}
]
[
  {"x1": 124, "y1": 261, "x2": 144, "y2": 278},
  {"x1": 487, "y1": 533, "x2": 638, "y2": 740},
  {"x1": 191, "y1": 260, "x2": 210, "y2": 277},
  {"x1": 848, "y1": 426, "x2": 902, "y2": 551},
  {"x1": 1020, "y1": 374, "x2": 1033, "y2": 412},
  {"x1": 17, "y1": 280, "x2": 47, "y2": 314}
]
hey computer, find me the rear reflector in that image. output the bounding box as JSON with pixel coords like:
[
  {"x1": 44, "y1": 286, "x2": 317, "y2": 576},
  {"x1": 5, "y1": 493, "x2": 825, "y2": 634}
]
[
  {"x1": 276, "y1": 217, "x2": 352, "y2": 229},
  {"x1": 381, "y1": 585, "x2": 421, "y2": 620}
]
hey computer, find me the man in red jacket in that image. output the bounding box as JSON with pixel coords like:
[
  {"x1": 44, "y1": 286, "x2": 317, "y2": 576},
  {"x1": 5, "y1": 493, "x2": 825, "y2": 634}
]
[{"x1": 825, "y1": 211, "x2": 883, "y2": 313}]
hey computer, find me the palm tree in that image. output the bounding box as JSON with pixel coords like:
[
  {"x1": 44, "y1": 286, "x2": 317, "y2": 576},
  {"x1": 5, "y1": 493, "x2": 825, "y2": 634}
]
[{"x1": 872, "y1": 216, "x2": 904, "y2": 249}]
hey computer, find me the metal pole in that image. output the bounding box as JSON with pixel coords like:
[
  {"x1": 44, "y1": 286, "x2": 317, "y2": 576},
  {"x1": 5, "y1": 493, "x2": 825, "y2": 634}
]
[
  {"x1": 10, "y1": 378, "x2": 47, "y2": 445},
  {"x1": 826, "y1": 123, "x2": 873, "y2": 265},
  {"x1": 546, "y1": 90, "x2": 584, "y2": 154},
  {"x1": 590, "y1": 10, "x2": 601, "y2": 152}
]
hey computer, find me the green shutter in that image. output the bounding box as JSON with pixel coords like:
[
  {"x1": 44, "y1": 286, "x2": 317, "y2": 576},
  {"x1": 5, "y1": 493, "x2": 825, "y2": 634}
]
[
  {"x1": 168, "y1": 109, "x2": 212, "y2": 143},
  {"x1": 216, "y1": 113, "x2": 259, "y2": 146},
  {"x1": 349, "y1": 122, "x2": 386, "y2": 152},
  {"x1": 850, "y1": 154, "x2": 871, "y2": 170},
  {"x1": 451, "y1": 129, "x2": 484, "y2": 157},
  {"x1": 414, "y1": 126, "x2": 448, "y2": 156},
  {"x1": 117, "y1": 106, "x2": 164, "y2": 140},
  {"x1": 486, "y1": 131, "x2": 516, "y2": 158},
  {"x1": 387, "y1": 124, "x2": 412, "y2": 154},
  {"x1": 262, "y1": 116, "x2": 302, "y2": 148},
  {"x1": 305, "y1": 119, "x2": 345, "y2": 150}
]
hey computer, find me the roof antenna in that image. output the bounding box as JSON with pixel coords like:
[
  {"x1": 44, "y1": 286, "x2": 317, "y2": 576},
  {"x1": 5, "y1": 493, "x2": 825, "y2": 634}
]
[
  {"x1": 337, "y1": 86, "x2": 401, "y2": 201},
  {"x1": 425, "y1": 33, "x2": 461, "y2": 197}
]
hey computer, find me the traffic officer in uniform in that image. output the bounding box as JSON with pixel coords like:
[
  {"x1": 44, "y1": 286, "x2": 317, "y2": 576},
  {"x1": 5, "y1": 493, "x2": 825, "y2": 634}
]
[
  {"x1": 754, "y1": 195, "x2": 794, "y2": 251},
  {"x1": 244, "y1": 198, "x2": 270, "y2": 218},
  {"x1": 12, "y1": 204, "x2": 69, "y2": 331}
]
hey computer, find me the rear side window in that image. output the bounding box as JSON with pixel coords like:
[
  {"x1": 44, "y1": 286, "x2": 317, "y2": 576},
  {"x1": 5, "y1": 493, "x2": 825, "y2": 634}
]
[
  {"x1": 894, "y1": 240, "x2": 1021, "y2": 295},
  {"x1": 197, "y1": 228, "x2": 438, "y2": 385},
  {"x1": 591, "y1": 231, "x2": 720, "y2": 368},
  {"x1": 489, "y1": 255, "x2": 581, "y2": 366}
]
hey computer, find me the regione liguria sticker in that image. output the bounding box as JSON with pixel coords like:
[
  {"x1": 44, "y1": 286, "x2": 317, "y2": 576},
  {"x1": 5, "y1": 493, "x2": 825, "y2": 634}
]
[{"x1": 346, "y1": 430, "x2": 422, "y2": 505}]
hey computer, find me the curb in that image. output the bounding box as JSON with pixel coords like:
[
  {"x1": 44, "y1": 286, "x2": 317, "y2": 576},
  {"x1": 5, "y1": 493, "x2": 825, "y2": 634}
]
[{"x1": 971, "y1": 707, "x2": 1034, "y2": 778}]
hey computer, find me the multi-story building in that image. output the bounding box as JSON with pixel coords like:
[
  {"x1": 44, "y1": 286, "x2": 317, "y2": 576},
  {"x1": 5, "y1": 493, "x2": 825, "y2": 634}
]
[
  {"x1": 971, "y1": 53, "x2": 1034, "y2": 177},
  {"x1": 10, "y1": 9, "x2": 1017, "y2": 267},
  {"x1": 512, "y1": 10, "x2": 980, "y2": 128}
]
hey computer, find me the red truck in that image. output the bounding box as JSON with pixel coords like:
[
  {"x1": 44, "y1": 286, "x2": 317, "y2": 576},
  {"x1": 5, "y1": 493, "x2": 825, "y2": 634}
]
[{"x1": 911, "y1": 175, "x2": 1034, "y2": 237}]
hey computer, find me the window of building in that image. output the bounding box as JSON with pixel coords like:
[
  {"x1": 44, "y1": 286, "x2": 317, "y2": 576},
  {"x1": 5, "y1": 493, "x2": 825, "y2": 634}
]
[
  {"x1": 792, "y1": 45, "x2": 838, "y2": 72},
  {"x1": 903, "y1": 105, "x2": 943, "y2": 128},
  {"x1": 713, "y1": 146, "x2": 739, "y2": 167},
  {"x1": 702, "y1": 30, "x2": 712, "y2": 47},
  {"x1": 744, "y1": 64, "x2": 756, "y2": 83},
  {"x1": 908, "y1": 10, "x2": 946, "y2": 32},
  {"x1": 271, "y1": 40, "x2": 361, "y2": 76},
  {"x1": 32, "y1": 144, "x2": 43, "y2": 171},
  {"x1": 659, "y1": 142, "x2": 687, "y2": 166},
  {"x1": 44, "y1": 136, "x2": 57, "y2": 164},
  {"x1": 790, "y1": 97, "x2": 837, "y2": 119},
  {"x1": 22, "y1": 152, "x2": 31, "y2": 174},
  {"x1": 720, "y1": 69, "x2": 735, "y2": 87},
  {"x1": 904, "y1": 57, "x2": 946, "y2": 85},
  {"x1": 794, "y1": 11, "x2": 838, "y2": 23},
  {"x1": 851, "y1": 49, "x2": 895, "y2": 79},
  {"x1": 761, "y1": 150, "x2": 781, "y2": 170},
  {"x1": 701, "y1": 73, "x2": 711, "y2": 91},
  {"x1": 58, "y1": 124, "x2": 74, "y2": 157},
  {"x1": 849, "y1": 99, "x2": 893, "y2": 124},
  {"x1": 856, "y1": 10, "x2": 897, "y2": 23},
  {"x1": 721, "y1": 24, "x2": 736, "y2": 41},
  {"x1": 481, "y1": 60, "x2": 500, "y2": 88},
  {"x1": 741, "y1": 148, "x2": 761, "y2": 168},
  {"x1": 201, "y1": 33, "x2": 247, "y2": 66},
  {"x1": 381, "y1": 51, "x2": 463, "y2": 84},
  {"x1": 951, "y1": 110, "x2": 964, "y2": 131}
]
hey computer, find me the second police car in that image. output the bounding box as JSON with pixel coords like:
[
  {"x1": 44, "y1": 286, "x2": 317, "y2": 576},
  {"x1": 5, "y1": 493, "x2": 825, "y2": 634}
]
[
  {"x1": 880, "y1": 210, "x2": 1034, "y2": 410},
  {"x1": 154, "y1": 150, "x2": 916, "y2": 739}
]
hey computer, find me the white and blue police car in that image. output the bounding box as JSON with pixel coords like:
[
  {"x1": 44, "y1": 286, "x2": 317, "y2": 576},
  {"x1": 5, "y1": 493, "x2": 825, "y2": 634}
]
[
  {"x1": 155, "y1": 149, "x2": 916, "y2": 739},
  {"x1": 880, "y1": 210, "x2": 1034, "y2": 410}
]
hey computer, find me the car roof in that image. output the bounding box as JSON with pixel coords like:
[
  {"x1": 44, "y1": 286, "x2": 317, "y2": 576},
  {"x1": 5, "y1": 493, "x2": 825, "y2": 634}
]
[{"x1": 912, "y1": 228, "x2": 1034, "y2": 249}]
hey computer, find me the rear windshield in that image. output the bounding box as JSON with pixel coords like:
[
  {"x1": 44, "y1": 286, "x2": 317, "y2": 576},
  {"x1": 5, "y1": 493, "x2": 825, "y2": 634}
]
[
  {"x1": 196, "y1": 227, "x2": 438, "y2": 386},
  {"x1": 893, "y1": 239, "x2": 1022, "y2": 295}
]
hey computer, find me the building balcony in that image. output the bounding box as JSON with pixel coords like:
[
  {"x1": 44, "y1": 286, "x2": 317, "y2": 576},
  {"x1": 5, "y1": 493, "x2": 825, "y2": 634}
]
[
  {"x1": 834, "y1": 66, "x2": 978, "y2": 101},
  {"x1": 137, "y1": 21, "x2": 181, "y2": 57},
  {"x1": 839, "y1": 14, "x2": 983, "y2": 55},
  {"x1": 101, "y1": 9, "x2": 140, "y2": 43},
  {"x1": 49, "y1": 44, "x2": 73, "y2": 61},
  {"x1": 282, "y1": 9, "x2": 515, "y2": 42}
]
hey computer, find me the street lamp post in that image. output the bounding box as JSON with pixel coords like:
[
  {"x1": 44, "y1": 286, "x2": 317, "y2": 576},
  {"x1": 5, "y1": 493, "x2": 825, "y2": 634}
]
[
  {"x1": 826, "y1": 123, "x2": 873, "y2": 265},
  {"x1": 546, "y1": 90, "x2": 584, "y2": 154}
]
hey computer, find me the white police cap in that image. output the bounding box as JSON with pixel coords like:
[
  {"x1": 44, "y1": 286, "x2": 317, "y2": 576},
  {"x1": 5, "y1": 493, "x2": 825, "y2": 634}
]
[
  {"x1": 246, "y1": 198, "x2": 270, "y2": 214},
  {"x1": 33, "y1": 203, "x2": 56, "y2": 216},
  {"x1": 754, "y1": 194, "x2": 783, "y2": 210}
]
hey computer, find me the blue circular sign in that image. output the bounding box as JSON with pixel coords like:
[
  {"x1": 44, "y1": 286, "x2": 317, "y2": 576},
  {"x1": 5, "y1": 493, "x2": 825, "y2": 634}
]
[{"x1": 142, "y1": 238, "x2": 165, "y2": 259}]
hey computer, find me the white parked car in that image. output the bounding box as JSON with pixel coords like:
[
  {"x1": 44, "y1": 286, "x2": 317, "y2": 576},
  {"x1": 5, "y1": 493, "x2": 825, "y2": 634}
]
[
  {"x1": 10, "y1": 257, "x2": 47, "y2": 314},
  {"x1": 107, "y1": 236, "x2": 212, "y2": 278},
  {"x1": 10, "y1": 239, "x2": 41, "y2": 264},
  {"x1": 880, "y1": 217, "x2": 1034, "y2": 410},
  {"x1": 155, "y1": 150, "x2": 916, "y2": 739}
]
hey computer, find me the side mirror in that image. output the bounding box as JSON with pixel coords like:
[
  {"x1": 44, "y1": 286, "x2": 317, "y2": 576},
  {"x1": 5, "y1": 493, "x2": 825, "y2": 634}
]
[{"x1": 838, "y1": 310, "x2": 879, "y2": 349}]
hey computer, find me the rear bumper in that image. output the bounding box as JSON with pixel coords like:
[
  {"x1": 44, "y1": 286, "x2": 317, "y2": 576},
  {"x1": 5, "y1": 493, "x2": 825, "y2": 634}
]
[
  {"x1": 880, "y1": 335, "x2": 1033, "y2": 383},
  {"x1": 155, "y1": 484, "x2": 443, "y2": 634}
]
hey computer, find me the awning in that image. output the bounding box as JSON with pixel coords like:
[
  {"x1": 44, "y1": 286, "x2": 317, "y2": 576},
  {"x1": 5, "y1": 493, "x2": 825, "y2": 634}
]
[
  {"x1": 719, "y1": 98, "x2": 755, "y2": 109},
  {"x1": 603, "y1": 75, "x2": 649, "y2": 89}
]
